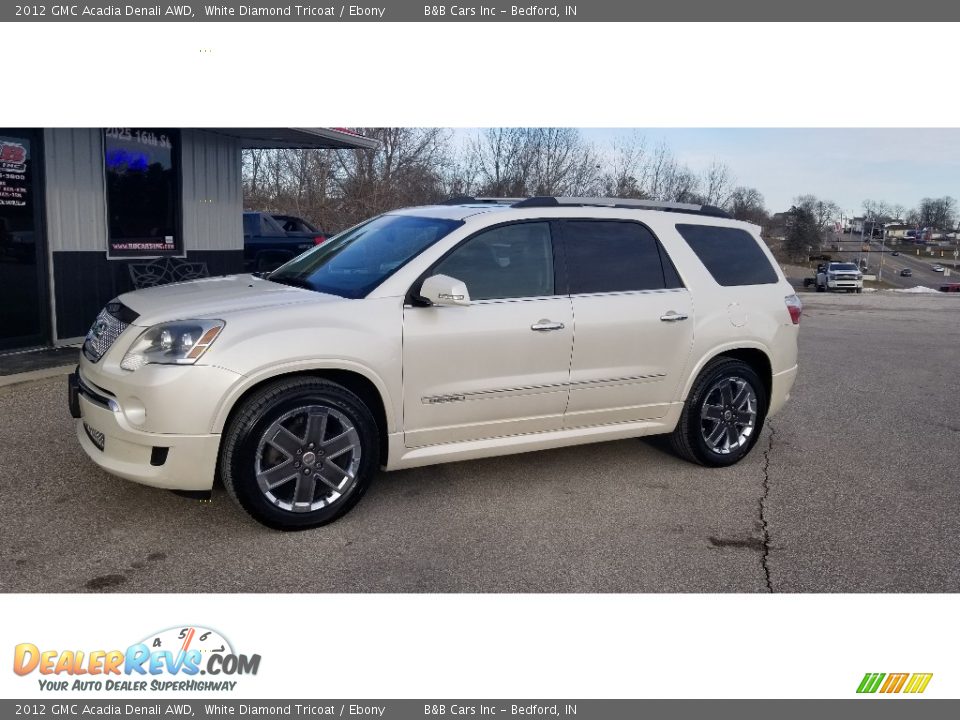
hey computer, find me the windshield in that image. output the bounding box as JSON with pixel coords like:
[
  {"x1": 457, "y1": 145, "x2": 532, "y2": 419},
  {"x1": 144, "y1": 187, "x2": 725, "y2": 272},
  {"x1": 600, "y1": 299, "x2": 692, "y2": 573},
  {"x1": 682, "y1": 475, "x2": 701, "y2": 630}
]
[
  {"x1": 831, "y1": 263, "x2": 859, "y2": 272},
  {"x1": 267, "y1": 214, "x2": 463, "y2": 298}
]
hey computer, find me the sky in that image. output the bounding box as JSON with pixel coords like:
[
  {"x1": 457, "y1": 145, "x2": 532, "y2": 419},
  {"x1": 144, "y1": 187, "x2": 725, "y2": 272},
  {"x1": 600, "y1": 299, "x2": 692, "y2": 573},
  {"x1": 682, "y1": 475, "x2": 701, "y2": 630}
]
[{"x1": 452, "y1": 128, "x2": 960, "y2": 216}]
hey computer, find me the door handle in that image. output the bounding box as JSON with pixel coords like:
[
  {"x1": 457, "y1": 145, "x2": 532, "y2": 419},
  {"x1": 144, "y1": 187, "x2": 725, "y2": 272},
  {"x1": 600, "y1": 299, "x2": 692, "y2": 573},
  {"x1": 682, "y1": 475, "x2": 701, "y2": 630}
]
[
  {"x1": 660, "y1": 311, "x2": 689, "y2": 322},
  {"x1": 531, "y1": 320, "x2": 565, "y2": 332}
]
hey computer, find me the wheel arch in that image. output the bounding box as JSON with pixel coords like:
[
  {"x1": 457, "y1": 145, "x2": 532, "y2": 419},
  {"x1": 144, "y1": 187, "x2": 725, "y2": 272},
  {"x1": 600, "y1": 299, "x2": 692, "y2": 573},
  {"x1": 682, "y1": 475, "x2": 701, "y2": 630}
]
[
  {"x1": 680, "y1": 344, "x2": 772, "y2": 407},
  {"x1": 213, "y1": 364, "x2": 393, "y2": 465}
]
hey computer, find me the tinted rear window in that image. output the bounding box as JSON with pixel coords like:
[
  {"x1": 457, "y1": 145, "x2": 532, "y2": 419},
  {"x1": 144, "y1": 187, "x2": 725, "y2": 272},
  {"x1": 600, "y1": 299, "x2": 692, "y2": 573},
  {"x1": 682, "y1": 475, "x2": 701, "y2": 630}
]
[{"x1": 675, "y1": 224, "x2": 778, "y2": 286}]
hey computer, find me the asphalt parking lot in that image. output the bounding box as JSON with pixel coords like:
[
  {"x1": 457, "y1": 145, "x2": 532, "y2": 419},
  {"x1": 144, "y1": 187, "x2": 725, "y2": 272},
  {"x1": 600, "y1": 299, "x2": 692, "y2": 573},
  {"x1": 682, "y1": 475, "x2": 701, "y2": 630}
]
[{"x1": 2, "y1": 291, "x2": 959, "y2": 593}]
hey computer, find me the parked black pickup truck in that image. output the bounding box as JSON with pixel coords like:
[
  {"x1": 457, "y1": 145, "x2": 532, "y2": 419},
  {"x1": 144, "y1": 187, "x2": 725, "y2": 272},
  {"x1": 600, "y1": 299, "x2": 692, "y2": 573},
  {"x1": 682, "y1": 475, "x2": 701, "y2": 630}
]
[{"x1": 243, "y1": 212, "x2": 328, "y2": 272}]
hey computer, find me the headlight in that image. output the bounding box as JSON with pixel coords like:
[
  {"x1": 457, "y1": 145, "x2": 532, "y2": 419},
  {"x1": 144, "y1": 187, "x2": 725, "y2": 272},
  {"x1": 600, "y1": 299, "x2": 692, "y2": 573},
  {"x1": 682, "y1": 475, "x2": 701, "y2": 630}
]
[{"x1": 120, "y1": 320, "x2": 225, "y2": 371}]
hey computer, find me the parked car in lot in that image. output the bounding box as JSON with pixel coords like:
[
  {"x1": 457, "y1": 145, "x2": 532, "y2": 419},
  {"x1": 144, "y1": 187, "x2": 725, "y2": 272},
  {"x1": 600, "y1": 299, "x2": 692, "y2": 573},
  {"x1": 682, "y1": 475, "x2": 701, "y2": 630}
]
[
  {"x1": 243, "y1": 211, "x2": 328, "y2": 273},
  {"x1": 69, "y1": 196, "x2": 800, "y2": 529},
  {"x1": 816, "y1": 261, "x2": 863, "y2": 293},
  {"x1": 900, "y1": 268, "x2": 912, "y2": 277}
]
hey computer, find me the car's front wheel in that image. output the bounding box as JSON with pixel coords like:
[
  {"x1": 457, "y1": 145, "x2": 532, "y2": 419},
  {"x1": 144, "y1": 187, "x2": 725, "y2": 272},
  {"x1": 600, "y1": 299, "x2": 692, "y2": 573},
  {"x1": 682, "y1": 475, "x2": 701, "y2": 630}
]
[
  {"x1": 220, "y1": 377, "x2": 380, "y2": 530},
  {"x1": 669, "y1": 357, "x2": 768, "y2": 467}
]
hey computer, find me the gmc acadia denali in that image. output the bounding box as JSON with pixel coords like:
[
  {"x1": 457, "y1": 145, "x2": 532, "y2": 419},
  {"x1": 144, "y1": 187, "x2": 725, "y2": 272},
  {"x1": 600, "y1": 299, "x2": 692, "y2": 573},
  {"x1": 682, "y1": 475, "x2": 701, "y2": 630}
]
[{"x1": 69, "y1": 197, "x2": 801, "y2": 530}]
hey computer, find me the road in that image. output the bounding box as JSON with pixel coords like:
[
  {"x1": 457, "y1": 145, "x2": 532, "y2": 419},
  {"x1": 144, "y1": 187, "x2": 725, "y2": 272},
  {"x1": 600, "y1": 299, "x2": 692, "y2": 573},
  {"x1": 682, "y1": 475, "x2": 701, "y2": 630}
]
[
  {"x1": 2, "y1": 291, "x2": 959, "y2": 593},
  {"x1": 827, "y1": 232, "x2": 959, "y2": 289}
]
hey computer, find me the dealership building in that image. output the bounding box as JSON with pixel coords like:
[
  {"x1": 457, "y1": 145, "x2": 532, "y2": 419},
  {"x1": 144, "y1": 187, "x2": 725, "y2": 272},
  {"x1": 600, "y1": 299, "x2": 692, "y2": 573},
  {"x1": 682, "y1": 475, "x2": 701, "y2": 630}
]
[{"x1": 0, "y1": 127, "x2": 376, "y2": 353}]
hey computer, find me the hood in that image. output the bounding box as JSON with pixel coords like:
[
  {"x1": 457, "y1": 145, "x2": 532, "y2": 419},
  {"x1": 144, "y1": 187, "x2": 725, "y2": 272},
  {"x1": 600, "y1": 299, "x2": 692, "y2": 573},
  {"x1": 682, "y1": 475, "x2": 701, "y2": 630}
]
[{"x1": 119, "y1": 274, "x2": 342, "y2": 326}]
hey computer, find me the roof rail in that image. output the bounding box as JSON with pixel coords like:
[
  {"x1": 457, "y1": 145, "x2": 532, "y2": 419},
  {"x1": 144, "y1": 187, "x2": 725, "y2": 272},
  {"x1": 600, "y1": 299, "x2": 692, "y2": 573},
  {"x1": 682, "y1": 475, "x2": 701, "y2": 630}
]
[
  {"x1": 438, "y1": 196, "x2": 523, "y2": 205},
  {"x1": 439, "y1": 195, "x2": 732, "y2": 218},
  {"x1": 512, "y1": 196, "x2": 731, "y2": 218}
]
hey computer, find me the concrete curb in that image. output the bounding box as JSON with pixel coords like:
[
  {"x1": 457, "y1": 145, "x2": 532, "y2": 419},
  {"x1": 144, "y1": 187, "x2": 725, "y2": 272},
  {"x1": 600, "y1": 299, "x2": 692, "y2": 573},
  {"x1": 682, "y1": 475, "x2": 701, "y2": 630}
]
[{"x1": 0, "y1": 364, "x2": 75, "y2": 389}]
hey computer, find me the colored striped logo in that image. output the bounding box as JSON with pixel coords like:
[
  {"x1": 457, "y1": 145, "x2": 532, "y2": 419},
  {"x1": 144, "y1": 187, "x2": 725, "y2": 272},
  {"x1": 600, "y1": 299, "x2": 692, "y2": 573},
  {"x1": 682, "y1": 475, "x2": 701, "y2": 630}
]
[{"x1": 857, "y1": 673, "x2": 933, "y2": 694}]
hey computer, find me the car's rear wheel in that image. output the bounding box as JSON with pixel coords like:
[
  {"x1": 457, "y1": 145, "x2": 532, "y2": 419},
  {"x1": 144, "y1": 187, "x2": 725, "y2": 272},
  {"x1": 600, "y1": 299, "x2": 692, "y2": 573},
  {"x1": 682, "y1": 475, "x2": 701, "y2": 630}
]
[
  {"x1": 220, "y1": 377, "x2": 380, "y2": 530},
  {"x1": 669, "y1": 357, "x2": 768, "y2": 467}
]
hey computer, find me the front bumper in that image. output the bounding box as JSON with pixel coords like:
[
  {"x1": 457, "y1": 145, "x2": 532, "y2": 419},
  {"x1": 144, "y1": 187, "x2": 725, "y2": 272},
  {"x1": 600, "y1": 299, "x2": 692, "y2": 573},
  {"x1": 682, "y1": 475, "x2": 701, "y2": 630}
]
[
  {"x1": 827, "y1": 279, "x2": 862, "y2": 289},
  {"x1": 68, "y1": 365, "x2": 229, "y2": 491}
]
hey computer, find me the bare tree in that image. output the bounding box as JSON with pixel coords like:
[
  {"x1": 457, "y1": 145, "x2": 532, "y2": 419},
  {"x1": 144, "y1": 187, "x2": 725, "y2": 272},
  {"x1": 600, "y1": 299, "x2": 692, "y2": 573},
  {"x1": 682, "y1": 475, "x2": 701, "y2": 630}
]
[
  {"x1": 601, "y1": 133, "x2": 650, "y2": 198},
  {"x1": 467, "y1": 127, "x2": 535, "y2": 197},
  {"x1": 333, "y1": 127, "x2": 453, "y2": 226},
  {"x1": 913, "y1": 196, "x2": 957, "y2": 229},
  {"x1": 726, "y1": 186, "x2": 768, "y2": 225},
  {"x1": 861, "y1": 199, "x2": 891, "y2": 222},
  {"x1": 468, "y1": 128, "x2": 601, "y2": 197},
  {"x1": 796, "y1": 194, "x2": 840, "y2": 233},
  {"x1": 699, "y1": 161, "x2": 734, "y2": 207}
]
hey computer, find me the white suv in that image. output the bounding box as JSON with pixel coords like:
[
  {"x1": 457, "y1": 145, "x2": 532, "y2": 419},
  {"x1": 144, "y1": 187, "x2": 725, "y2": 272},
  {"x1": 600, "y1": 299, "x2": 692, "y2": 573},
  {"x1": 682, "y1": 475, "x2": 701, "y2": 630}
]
[{"x1": 69, "y1": 197, "x2": 801, "y2": 530}]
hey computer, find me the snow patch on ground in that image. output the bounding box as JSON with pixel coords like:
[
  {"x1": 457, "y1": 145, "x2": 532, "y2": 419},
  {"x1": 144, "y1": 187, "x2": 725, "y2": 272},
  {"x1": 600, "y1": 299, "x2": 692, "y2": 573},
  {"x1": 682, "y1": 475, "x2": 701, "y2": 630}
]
[{"x1": 889, "y1": 286, "x2": 941, "y2": 294}]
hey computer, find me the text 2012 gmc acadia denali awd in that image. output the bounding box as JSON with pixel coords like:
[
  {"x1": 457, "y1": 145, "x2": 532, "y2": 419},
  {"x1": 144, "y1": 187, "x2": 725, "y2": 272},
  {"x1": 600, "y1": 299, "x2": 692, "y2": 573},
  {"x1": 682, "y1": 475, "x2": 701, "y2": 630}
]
[{"x1": 68, "y1": 197, "x2": 801, "y2": 530}]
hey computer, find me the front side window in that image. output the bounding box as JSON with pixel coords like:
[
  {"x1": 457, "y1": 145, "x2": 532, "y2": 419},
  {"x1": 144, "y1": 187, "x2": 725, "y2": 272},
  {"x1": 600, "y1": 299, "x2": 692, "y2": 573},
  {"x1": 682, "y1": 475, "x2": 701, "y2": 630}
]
[
  {"x1": 561, "y1": 220, "x2": 671, "y2": 294},
  {"x1": 104, "y1": 128, "x2": 180, "y2": 257},
  {"x1": 430, "y1": 222, "x2": 554, "y2": 301},
  {"x1": 268, "y1": 214, "x2": 463, "y2": 299}
]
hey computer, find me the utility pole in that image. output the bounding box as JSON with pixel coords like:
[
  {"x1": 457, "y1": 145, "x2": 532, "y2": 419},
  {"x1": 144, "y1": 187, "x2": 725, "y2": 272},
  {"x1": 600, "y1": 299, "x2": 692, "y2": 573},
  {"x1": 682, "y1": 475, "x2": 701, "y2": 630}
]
[
  {"x1": 878, "y1": 224, "x2": 884, "y2": 282},
  {"x1": 859, "y1": 217, "x2": 865, "y2": 265}
]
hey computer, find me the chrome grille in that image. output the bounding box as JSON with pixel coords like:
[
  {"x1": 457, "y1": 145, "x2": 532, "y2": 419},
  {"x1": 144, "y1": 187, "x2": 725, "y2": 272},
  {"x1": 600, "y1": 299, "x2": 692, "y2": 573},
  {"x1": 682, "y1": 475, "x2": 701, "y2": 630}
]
[{"x1": 82, "y1": 300, "x2": 138, "y2": 363}]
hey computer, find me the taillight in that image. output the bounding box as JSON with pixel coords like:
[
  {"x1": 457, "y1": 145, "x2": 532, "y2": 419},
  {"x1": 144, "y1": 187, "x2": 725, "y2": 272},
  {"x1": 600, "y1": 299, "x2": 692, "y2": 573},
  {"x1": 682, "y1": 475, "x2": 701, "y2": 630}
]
[
  {"x1": 785, "y1": 294, "x2": 802, "y2": 325},
  {"x1": 313, "y1": 235, "x2": 326, "y2": 245}
]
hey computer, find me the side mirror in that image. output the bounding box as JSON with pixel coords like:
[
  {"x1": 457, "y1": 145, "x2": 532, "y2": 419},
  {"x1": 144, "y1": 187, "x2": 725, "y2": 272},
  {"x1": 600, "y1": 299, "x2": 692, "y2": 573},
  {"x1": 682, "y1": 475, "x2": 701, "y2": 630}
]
[{"x1": 419, "y1": 274, "x2": 471, "y2": 307}]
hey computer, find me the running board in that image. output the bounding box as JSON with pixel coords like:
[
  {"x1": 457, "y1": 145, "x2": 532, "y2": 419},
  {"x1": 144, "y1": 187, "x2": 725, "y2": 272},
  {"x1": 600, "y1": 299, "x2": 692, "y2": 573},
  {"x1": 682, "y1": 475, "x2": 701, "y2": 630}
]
[{"x1": 388, "y1": 417, "x2": 675, "y2": 471}]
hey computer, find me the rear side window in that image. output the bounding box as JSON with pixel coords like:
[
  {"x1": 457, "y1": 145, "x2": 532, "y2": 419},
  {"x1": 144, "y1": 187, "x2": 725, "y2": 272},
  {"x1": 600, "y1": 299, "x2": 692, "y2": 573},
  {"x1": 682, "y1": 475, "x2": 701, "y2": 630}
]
[
  {"x1": 675, "y1": 224, "x2": 778, "y2": 286},
  {"x1": 561, "y1": 220, "x2": 674, "y2": 294}
]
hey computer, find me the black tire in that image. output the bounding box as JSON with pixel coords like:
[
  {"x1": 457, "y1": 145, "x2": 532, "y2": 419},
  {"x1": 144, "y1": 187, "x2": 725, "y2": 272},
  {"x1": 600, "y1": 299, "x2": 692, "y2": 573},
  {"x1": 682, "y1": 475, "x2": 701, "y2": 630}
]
[
  {"x1": 668, "y1": 357, "x2": 768, "y2": 467},
  {"x1": 219, "y1": 377, "x2": 380, "y2": 530}
]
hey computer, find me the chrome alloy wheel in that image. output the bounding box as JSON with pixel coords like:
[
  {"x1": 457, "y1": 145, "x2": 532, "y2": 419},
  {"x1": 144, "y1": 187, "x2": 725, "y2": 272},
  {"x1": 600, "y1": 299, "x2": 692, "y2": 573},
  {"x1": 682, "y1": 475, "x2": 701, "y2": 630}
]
[
  {"x1": 699, "y1": 376, "x2": 757, "y2": 455},
  {"x1": 254, "y1": 405, "x2": 362, "y2": 513}
]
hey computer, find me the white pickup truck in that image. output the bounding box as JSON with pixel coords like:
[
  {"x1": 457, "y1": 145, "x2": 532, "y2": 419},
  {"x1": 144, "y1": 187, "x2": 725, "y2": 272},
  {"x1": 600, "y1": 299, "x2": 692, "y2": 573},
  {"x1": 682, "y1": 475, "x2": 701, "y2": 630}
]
[{"x1": 816, "y1": 261, "x2": 863, "y2": 293}]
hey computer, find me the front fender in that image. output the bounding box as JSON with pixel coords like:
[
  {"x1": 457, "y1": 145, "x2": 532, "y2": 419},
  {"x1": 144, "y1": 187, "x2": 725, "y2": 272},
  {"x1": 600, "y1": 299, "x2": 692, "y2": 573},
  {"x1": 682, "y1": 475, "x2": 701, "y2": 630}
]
[{"x1": 209, "y1": 358, "x2": 397, "y2": 435}]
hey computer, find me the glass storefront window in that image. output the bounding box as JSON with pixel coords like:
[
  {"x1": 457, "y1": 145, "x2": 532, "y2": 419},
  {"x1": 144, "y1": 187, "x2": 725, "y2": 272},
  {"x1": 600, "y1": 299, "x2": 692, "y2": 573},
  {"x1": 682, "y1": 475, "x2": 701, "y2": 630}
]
[
  {"x1": 0, "y1": 131, "x2": 47, "y2": 349},
  {"x1": 104, "y1": 128, "x2": 181, "y2": 257}
]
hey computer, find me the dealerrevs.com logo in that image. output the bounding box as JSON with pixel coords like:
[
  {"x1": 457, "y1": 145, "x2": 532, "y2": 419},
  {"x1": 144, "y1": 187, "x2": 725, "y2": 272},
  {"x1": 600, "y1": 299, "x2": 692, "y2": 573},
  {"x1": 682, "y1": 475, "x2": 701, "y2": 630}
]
[{"x1": 13, "y1": 626, "x2": 261, "y2": 692}]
